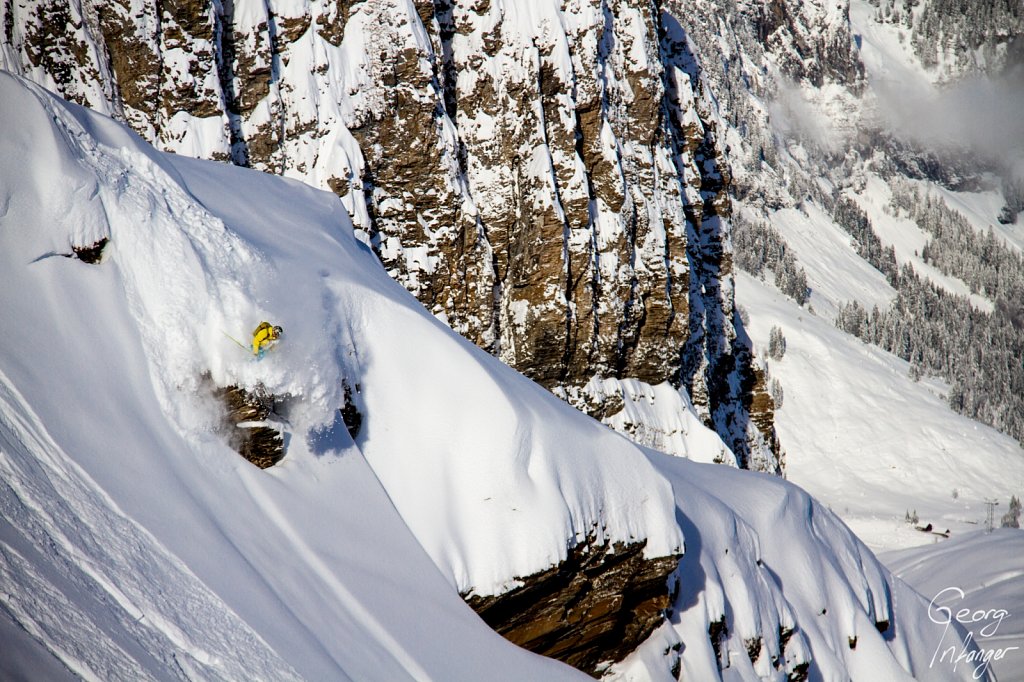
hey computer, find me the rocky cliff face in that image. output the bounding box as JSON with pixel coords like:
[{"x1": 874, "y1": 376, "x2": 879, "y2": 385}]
[
  {"x1": 663, "y1": 0, "x2": 866, "y2": 212},
  {"x1": 212, "y1": 382, "x2": 285, "y2": 468},
  {"x1": 465, "y1": 538, "x2": 680, "y2": 677},
  {"x1": 750, "y1": 0, "x2": 864, "y2": 88},
  {"x1": 1, "y1": 0, "x2": 786, "y2": 472}
]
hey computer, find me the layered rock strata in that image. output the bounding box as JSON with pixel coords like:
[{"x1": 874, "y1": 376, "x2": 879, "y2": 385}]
[
  {"x1": 464, "y1": 538, "x2": 680, "y2": 677},
  {"x1": 1, "y1": 0, "x2": 784, "y2": 471}
]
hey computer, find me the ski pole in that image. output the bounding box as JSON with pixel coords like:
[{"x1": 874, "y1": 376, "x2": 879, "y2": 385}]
[{"x1": 222, "y1": 330, "x2": 252, "y2": 353}]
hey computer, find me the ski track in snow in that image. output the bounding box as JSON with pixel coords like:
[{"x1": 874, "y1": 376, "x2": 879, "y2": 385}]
[
  {"x1": 0, "y1": 542, "x2": 147, "y2": 682},
  {"x1": 0, "y1": 373, "x2": 302, "y2": 681}
]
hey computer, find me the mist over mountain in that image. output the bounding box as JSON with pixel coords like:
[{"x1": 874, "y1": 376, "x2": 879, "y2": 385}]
[{"x1": 882, "y1": 66, "x2": 1024, "y2": 158}]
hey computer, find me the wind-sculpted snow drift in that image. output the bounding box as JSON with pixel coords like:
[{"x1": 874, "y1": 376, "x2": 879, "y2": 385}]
[{"x1": 0, "y1": 74, "x2": 982, "y2": 680}]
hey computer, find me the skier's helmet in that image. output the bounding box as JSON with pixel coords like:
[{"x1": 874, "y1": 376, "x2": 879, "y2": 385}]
[{"x1": 273, "y1": 325, "x2": 283, "y2": 337}]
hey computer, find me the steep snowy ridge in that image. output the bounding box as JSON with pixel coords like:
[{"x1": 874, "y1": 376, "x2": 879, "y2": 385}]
[
  {"x1": 0, "y1": 74, "x2": 982, "y2": 680},
  {"x1": 0, "y1": 71, "x2": 662, "y2": 679},
  {"x1": 0, "y1": 70, "x2": 683, "y2": 595}
]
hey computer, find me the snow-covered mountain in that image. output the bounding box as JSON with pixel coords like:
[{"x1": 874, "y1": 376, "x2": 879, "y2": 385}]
[
  {"x1": 0, "y1": 71, "x2": 989, "y2": 681},
  {"x1": 0, "y1": 0, "x2": 784, "y2": 471},
  {"x1": 670, "y1": 6, "x2": 1024, "y2": 676},
  {"x1": 7, "y1": 0, "x2": 1020, "y2": 495},
  {"x1": 665, "y1": 0, "x2": 1024, "y2": 549},
  {"x1": 4, "y1": 0, "x2": 1024, "y2": 678}
]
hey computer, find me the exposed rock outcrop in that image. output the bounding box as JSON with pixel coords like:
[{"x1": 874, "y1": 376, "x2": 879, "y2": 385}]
[
  {"x1": 750, "y1": 0, "x2": 864, "y2": 89},
  {"x1": 70, "y1": 238, "x2": 108, "y2": 264},
  {"x1": 0, "y1": 0, "x2": 783, "y2": 472},
  {"x1": 463, "y1": 538, "x2": 680, "y2": 677},
  {"x1": 213, "y1": 383, "x2": 285, "y2": 469},
  {"x1": 340, "y1": 379, "x2": 362, "y2": 440}
]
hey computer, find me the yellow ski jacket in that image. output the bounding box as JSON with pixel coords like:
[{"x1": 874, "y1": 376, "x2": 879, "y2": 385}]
[{"x1": 252, "y1": 321, "x2": 280, "y2": 355}]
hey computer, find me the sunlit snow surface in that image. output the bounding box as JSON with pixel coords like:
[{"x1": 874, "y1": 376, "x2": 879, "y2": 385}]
[
  {"x1": 738, "y1": 271, "x2": 1024, "y2": 553},
  {"x1": 732, "y1": 4, "x2": 1024, "y2": 676},
  {"x1": 738, "y1": 0, "x2": 1024, "y2": 557},
  {"x1": 0, "y1": 73, "x2": 984, "y2": 681},
  {"x1": 884, "y1": 530, "x2": 1024, "y2": 682}
]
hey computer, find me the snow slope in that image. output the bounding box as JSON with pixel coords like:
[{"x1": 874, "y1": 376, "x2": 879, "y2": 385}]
[
  {"x1": 723, "y1": 0, "x2": 1024, "y2": 558},
  {"x1": 884, "y1": 530, "x2": 1024, "y2": 682},
  {"x1": 849, "y1": 175, "x2": 995, "y2": 312},
  {"x1": 760, "y1": 202, "x2": 896, "y2": 320},
  {"x1": 936, "y1": 182, "x2": 1024, "y2": 253},
  {"x1": 622, "y1": 455, "x2": 964, "y2": 682},
  {"x1": 0, "y1": 73, "x2": 985, "y2": 680},
  {"x1": 0, "y1": 70, "x2": 642, "y2": 680},
  {"x1": 737, "y1": 271, "x2": 1024, "y2": 553}
]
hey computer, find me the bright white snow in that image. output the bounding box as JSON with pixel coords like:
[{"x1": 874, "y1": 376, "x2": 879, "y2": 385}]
[
  {"x1": 884, "y1": 529, "x2": 1024, "y2": 682},
  {"x1": 0, "y1": 72, "x2": 989, "y2": 681},
  {"x1": 737, "y1": 271, "x2": 1024, "y2": 555}
]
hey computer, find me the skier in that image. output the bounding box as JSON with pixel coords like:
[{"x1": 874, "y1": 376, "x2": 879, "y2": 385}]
[{"x1": 252, "y1": 321, "x2": 283, "y2": 358}]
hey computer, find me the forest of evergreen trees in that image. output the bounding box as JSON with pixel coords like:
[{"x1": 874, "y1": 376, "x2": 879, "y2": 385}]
[
  {"x1": 834, "y1": 197, "x2": 900, "y2": 281},
  {"x1": 869, "y1": 0, "x2": 1022, "y2": 74},
  {"x1": 833, "y1": 191, "x2": 1024, "y2": 445},
  {"x1": 999, "y1": 175, "x2": 1024, "y2": 225},
  {"x1": 732, "y1": 214, "x2": 811, "y2": 305},
  {"x1": 890, "y1": 178, "x2": 1024, "y2": 301},
  {"x1": 911, "y1": 0, "x2": 1022, "y2": 72}
]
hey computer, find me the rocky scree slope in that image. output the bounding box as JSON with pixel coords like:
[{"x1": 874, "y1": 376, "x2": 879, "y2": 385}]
[{"x1": 0, "y1": 0, "x2": 780, "y2": 471}]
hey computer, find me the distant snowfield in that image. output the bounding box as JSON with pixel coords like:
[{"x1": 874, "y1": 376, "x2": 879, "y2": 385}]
[
  {"x1": 848, "y1": 0, "x2": 935, "y2": 90},
  {"x1": 737, "y1": 271, "x2": 1024, "y2": 555},
  {"x1": 924, "y1": 177, "x2": 1024, "y2": 254},
  {"x1": 0, "y1": 73, "x2": 988, "y2": 680},
  {"x1": 745, "y1": 0, "x2": 1024, "y2": 553},
  {"x1": 738, "y1": 266, "x2": 1024, "y2": 681},
  {"x1": 851, "y1": 175, "x2": 995, "y2": 312},
  {"x1": 739, "y1": 8, "x2": 1024, "y2": 679},
  {"x1": 762, "y1": 201, "x2": 896, "y2": 319}
]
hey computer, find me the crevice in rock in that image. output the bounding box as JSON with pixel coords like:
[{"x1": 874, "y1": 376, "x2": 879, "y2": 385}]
[
  {"x1": 214, "y1": 0, "x2": 250, "y2": 166},
  {"x1": 658, "y1": 11, "x2": 781, "y2": 472},
  {"x1": 3, "y1": 0, "x2": 13, "y2": 46},
  {"x1": 433, "y1": 0, "x2": 459, "y2": 122}
]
